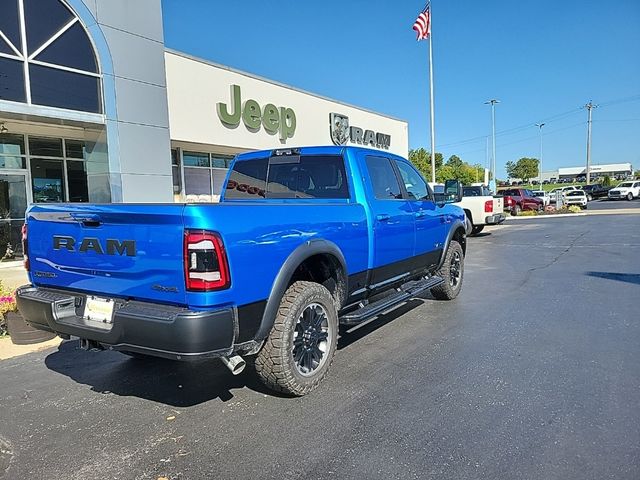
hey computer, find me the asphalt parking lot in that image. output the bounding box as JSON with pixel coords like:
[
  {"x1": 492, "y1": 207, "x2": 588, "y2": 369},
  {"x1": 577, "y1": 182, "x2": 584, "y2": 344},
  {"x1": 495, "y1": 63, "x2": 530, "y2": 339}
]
[{"x1": 1, "y1": 212, "x2": 639, "y2": 480}]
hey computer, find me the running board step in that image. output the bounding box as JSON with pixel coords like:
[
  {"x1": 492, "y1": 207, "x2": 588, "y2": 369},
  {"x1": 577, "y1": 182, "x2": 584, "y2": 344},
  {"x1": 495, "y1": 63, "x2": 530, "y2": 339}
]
[{"x1": 339, "y1": 276, "x2": 444, "y2": 325}]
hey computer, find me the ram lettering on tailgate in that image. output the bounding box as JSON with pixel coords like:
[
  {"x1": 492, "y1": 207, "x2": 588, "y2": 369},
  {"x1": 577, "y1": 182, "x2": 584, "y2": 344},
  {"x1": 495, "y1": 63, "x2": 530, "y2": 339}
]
[{"x1": 53, "y1": 236, "x2": 136, "y2": 257}]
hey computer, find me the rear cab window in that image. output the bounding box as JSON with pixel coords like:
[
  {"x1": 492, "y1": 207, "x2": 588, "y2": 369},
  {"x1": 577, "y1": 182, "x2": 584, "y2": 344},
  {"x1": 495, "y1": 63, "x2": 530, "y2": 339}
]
[{"x1": 225, "y1": 154, "x2": 350, "y2": 200}]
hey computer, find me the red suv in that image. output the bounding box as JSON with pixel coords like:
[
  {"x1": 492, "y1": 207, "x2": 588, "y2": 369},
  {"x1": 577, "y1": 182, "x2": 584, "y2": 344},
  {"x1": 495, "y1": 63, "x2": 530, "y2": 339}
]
[{"x1": 499, "y1": 188, "x2": 544, "y2": 215}]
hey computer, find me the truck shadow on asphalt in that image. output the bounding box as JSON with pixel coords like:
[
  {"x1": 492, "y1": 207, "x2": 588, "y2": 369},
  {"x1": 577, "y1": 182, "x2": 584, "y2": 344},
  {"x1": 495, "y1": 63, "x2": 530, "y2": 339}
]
[
  {"x1": 42, "y1": 298, "x2": 426, "y2": 406},
  {"x1": 586, "y1": 271, "x2": 640, "y2": 285}
]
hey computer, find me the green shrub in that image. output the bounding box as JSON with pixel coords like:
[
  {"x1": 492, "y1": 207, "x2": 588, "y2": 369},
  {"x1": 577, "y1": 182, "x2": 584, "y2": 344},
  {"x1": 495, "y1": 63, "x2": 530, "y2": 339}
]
[
  {"x1": 567, "y1": 205, "x2": 582, "y2": 213},
  {"x1": 519, "y1": 210, "x2": 538, "y2": 216}
]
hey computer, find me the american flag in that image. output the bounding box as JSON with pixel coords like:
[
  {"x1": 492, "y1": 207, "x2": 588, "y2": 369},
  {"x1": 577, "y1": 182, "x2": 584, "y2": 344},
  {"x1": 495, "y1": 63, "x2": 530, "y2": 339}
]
[{"x1": 412, "y1": 3, "x2": 431, "y2": 41}]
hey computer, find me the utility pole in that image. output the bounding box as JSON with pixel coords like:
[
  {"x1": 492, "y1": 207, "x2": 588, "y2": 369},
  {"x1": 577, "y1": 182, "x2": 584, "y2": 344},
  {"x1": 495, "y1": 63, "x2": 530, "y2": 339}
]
[
  {"x1": 585, "y1": 101, "x2": 597, "y2": 185},
  {"x1": 485, "y1": 99, "x2": 500, "y2": 191},
  {"x1": 535, "y1": 123, "x2": 545, "y2": 188}
]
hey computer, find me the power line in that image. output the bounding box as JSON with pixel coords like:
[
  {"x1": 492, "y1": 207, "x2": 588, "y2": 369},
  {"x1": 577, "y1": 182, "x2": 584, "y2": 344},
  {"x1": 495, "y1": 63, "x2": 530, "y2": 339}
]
[{"x1": 437, "y1": 93, "x2": 639, "y2": 150}]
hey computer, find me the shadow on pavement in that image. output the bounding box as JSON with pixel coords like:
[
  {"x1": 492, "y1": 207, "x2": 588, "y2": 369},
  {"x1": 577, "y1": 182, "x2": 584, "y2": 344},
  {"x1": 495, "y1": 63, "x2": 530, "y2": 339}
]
[
  {"x1": 44, "y1": 340, "x2": 285, "y2": 407},
  {"x1": 586, "y1": 271, "x2": 640, "y2": 285},
  {"x1": 44, "y1": 293, "x2": 440, "y2": 406}
]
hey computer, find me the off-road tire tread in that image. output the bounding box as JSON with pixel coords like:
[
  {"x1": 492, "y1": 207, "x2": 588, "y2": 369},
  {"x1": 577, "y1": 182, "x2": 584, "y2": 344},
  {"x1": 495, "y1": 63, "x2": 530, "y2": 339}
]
[
  {"x1": 255, "y1": 281, "x2": 337, "y2": 396},
  {"x1": 431, "y1": 240, "x2": 464, "y2": 300}
]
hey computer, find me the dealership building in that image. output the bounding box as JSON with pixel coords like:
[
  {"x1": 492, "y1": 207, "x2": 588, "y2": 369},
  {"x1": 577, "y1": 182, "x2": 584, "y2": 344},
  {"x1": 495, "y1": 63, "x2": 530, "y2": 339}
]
[
  {"x1": 537, "y1": 163, "x2": 635, "y2": 182},
  {"x1": 0, "y1": 0, "x2": 408, "y2": 250}
]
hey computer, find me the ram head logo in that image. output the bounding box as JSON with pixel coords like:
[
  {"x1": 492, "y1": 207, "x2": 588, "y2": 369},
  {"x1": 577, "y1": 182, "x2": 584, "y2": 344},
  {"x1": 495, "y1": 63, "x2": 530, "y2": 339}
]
[{"x1": 330, "y1": 113, "x2": 350, "y2": 146}]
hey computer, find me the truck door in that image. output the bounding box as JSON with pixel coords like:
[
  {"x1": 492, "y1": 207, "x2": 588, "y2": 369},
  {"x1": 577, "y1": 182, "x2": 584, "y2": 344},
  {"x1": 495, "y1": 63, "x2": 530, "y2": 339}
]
[
  {"x1": 363, "y1": 155, "x2": 416, "y2": 287},
  {"x1": 392, "y1": 159, "x2": 445, "y2": 267}
]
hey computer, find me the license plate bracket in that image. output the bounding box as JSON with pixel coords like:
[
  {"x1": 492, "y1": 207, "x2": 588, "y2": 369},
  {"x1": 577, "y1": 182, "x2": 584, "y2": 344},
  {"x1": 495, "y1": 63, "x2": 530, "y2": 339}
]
[{"x1": 83, "y1": 296, "x2": 115, "y2": 324}]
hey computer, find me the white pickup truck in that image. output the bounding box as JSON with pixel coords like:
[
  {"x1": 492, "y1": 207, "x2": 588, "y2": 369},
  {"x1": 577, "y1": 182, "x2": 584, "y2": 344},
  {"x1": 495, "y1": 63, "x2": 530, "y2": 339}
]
[
  {"x1": 459, "y1": 185, "x2": 505, "y2": 235},
  {"x1": 431, "y1": 183, "x2": 505, "y2": 236}
]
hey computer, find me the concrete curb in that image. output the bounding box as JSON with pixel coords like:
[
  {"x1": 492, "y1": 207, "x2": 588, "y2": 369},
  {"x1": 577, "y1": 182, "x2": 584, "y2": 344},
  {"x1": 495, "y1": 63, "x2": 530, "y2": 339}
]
[
  {"x1": 0, "y1": 336, "x2": 64, "y2": 361},
  {"x1": 507, "y1": 208, "x2": 640, "y2": 220},
  {"x1": 0, "y1": 260, "x2": 23, "y2": 270}
]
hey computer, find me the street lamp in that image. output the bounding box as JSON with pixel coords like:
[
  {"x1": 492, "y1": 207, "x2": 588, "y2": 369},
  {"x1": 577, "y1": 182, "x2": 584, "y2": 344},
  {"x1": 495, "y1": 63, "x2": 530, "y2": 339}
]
[
  {"x1": 535, "y1": 123, "x2": 545, "y2": 188},
  {"x1": 484, "y1": 99, "x2": 500, "y2": 191}
]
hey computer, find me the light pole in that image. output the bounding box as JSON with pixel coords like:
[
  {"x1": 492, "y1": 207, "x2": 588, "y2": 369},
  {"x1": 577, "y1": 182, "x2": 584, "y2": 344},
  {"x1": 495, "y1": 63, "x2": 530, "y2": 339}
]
[
  {"x1": 535, "y1": 123, "x2": 545, "y2": 188},
  {"x1": 584, "y1": 101, "x2": 597, "y2": 185},
  {"x1": 485, "y1": 99, "x2": 500, "y2": 191}
]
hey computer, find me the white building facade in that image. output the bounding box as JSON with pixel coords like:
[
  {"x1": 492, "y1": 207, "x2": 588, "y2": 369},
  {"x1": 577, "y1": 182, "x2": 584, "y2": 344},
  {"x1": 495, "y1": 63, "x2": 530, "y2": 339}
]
[{"x1": 0, "y1": 0, "x2": 408, "y2": 252}]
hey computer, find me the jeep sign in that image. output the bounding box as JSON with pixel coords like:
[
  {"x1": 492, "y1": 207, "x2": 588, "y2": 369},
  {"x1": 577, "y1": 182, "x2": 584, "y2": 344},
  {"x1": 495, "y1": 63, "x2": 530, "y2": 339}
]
[
  {"x1": 217, "y1": 85, "x2": 296, "y2": 141},
  {"x1": 329, "y1": 113, "x2": 391, "y2": 150}
]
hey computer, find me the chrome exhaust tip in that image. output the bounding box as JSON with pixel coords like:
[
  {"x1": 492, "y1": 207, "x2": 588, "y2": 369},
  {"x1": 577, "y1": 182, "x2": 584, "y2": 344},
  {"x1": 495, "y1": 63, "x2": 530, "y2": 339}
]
[{"x1": 221, "y1": 355, "x2": 246, "y2": 375}]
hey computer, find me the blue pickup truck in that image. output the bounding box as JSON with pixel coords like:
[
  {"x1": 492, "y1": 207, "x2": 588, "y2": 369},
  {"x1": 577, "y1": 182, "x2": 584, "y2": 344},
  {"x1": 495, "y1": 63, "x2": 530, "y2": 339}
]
[{"x1": 17, "y1": 146, "x2": 466, "y2": 395}]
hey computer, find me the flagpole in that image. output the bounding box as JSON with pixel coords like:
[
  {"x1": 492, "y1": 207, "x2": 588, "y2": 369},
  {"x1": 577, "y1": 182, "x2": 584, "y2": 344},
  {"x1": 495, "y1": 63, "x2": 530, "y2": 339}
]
[{"x1": 427, "y1": 4, "x2": 436, "y2": 184}]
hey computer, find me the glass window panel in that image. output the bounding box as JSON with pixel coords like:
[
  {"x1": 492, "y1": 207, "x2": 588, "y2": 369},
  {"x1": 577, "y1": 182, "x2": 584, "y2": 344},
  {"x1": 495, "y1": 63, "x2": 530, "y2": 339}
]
[
  {"x1": 29, "y1": 136, "x2": 63, "y2": 157},
  {"x1": 265, "y1": 155, "x2": 349, "y2": 199},
  {"x1": 0, "y1": 134, "x2": 25, "y2": 155},
  {"x1": 0, "y1": 174, "x2": 27, "y2": 218},
  {"x1": 226, "y1": 158, "x2": 268, "y2": 199},
  {"x1": 394, "y1": 160, "x2": 429, "y2": 201},
  {"x1": 172, "y1": 166, "x2": 181, "y2": 194},
  {"x1": 212, "y1": 170, "x2": 226, "y2": 196},
  {"x1": 35, "y1": 22, "x2": 98, "y2": 73},
  {"x1": 0, "y1": 0, "x2": 22, "y2": 51},
  {"x1": 30, "y1": 158, "x2": 65, "y2": 203},
  {"x1": 0, "y1": 36, "x2": 16, "y2": 56},
  {"x1": 24, "y1": 0, "x2": 73, "y2": 55},
  {"x1": 0, "y1": 156, "x2": 26, "y2": 169},
  {"x1": 171, "y1": 149, "x2": 179, "y2": 166},
  {"x1": 184, "y1": 167, "x2": 212, "y2": 195},
  {"x1": 0, "y1": 57, "x2": 26, "y2": 103},
  {"x1": 183, "y1": 151, "x2": 210, "y2": 167},
  {"x1": 67, "y1": 160, "x2": 88, "y2": 202},
  {"x1": 211, "y1": 156, "x2": 231, "y2": 168},
  {"x1": 64, "y1": 139, "x2": 85, "y2": 159},
  {"x1": 29, "y1": 64, "x2": 101, "y2": 113},
  {"x1": 365, "y1": 156, "x2": 403, "y2": 200}
]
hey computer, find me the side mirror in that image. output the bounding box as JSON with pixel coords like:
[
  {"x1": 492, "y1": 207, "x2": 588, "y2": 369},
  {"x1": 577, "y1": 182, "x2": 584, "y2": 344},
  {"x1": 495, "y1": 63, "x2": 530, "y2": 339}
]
[{"x1": 444, "y1": 179, "x2": 463, "y2": 203}]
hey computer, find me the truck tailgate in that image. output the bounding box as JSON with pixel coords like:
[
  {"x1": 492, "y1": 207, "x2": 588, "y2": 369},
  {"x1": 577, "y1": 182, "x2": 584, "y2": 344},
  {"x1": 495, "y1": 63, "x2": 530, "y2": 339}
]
[
  {"x1": 26, "y1": 203, "x2": 188, "y2": 306},
  {"x1": 493, "y1": 195, "x2": 504, "y2": 211}
]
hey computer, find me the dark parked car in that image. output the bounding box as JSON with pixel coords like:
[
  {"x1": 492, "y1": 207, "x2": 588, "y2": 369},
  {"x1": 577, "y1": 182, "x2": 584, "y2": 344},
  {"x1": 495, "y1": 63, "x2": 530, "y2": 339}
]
[
  {"x1": 499, "y1": 188, "x2": 544, "y2": 215},
  {"x1": 582, "y1": 184, "x2": 611, "y2": 201}
]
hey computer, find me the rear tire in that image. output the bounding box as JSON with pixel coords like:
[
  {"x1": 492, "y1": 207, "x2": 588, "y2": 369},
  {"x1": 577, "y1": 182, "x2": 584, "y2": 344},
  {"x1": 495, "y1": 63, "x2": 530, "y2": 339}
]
[
  {"x1": 470, "y1": 225, "x2": 484, "y2": 236},
  {"x1": 511, "y1": 204, "x2": 521, "y2": 216},
  {"x1": 255, "y1": 281, "x2": 338, "y2": 396},
  {"x1": 431, "y1": 240, "x2": 464, "y2": 300}
]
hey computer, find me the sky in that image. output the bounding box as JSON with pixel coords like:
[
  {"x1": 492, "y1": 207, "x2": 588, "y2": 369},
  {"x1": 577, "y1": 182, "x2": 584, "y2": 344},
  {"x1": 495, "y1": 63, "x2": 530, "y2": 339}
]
[{"x1": 161, "y1": 0, "x2": 640, "y2": 178}]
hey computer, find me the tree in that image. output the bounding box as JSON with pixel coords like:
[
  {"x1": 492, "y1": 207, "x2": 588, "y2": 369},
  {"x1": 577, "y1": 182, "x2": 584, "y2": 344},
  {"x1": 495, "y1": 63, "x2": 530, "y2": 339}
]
[
  {"x1": 409, "y1": 148, "x2": 443, "y2": 179},
  {"x1": 446, "y1": 155, "x2": 463, "y2": 169},
  {"x1": 506, "y1": 157, "x2": 539, "y2": 182}
]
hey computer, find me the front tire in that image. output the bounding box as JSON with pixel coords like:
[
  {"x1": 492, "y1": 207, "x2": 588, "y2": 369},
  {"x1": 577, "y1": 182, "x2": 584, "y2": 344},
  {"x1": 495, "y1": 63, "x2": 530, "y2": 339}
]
[
  {"x1": 255, "y1": 281, "x2": 338, "y2": 396},
  {"x1": 627, "y1": 193, "x2": 634, "y2": 201},
  {"x1": 431, "y1": 240, "x2": 464, "y2": 300}
]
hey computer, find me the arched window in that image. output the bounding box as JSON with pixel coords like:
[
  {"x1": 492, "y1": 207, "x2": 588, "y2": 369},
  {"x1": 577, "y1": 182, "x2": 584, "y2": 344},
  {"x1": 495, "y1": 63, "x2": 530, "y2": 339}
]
[{"x1": 0, "y1": 0, "x2": 101, "y2": 114}]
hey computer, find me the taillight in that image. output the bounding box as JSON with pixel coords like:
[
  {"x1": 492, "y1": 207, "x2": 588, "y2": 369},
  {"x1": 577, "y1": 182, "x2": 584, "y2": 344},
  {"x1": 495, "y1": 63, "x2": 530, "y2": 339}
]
[
  {"x1": 184, "y1": 230, "x2": 230, "y2": 291},
  {"x1": 21, "y1": 223, "x2": 29, "y2": 271},
  {"x1": 484, "y1": 200, "x2": 493, "y2": 213}
]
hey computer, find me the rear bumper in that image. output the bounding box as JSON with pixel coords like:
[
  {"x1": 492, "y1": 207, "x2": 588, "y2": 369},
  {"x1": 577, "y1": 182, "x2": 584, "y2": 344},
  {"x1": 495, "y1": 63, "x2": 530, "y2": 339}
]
[
  {"x1": 16, "y1": 285, "x2": 235, "y2": 360},
  {"x1": 485, "y1": 213, "x2": 506, "y2": 225}
]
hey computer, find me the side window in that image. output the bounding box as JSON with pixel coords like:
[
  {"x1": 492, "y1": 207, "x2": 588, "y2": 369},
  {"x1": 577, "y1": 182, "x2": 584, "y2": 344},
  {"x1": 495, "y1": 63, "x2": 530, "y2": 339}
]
[
  {"x1": 365, "y1": 156, "x2": 403, "y2": 200},
  {"x1": 394, "y1": 160, "x2": 431, "y2": 201},
  {"x1": 225, "y1": 158, "x2": 268, "y2": 199}
]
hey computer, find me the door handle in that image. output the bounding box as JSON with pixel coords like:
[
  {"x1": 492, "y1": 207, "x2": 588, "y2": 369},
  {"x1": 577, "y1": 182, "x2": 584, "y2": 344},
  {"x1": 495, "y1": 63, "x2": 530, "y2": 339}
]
[
  {"x1": 415, "y1": 210, "x2": 427, "y2": 218},
  {"x1": 376, "y1": 214, "x2": 391, "y2": 222}
]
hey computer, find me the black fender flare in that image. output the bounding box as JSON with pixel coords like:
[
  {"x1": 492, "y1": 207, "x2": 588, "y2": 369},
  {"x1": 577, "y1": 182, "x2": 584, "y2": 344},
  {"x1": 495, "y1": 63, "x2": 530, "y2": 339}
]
[
  {"x1": 254, "y1": 239, "x2": 347, "y2": 341},
  {"x1": 437, "y1": 220, "x2": 467, "y2": 270}
]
